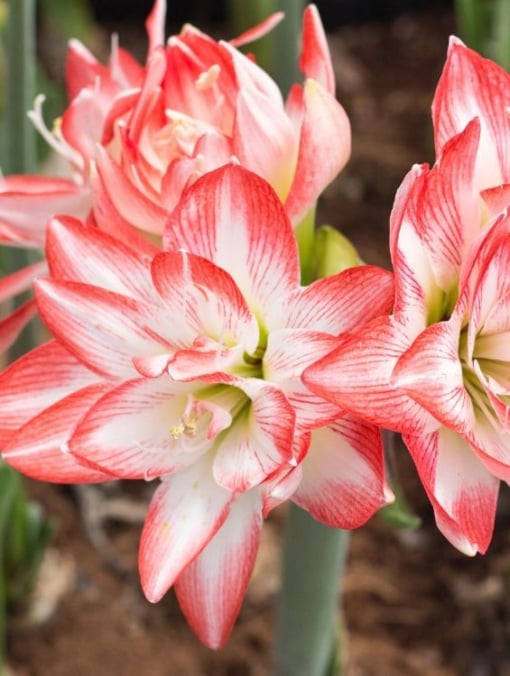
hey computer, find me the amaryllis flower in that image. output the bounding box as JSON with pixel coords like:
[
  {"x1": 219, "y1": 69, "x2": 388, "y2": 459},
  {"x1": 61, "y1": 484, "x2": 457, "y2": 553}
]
[
  {"x1": 305, "y1": 39, "x2": 510, "y2": 556},
  {"x1": 0, "y1": 0, "x2": 349, "y2": 352},
  {"x1": 0, "y1": 166, "x2": 393, "y2": 647},
  {"x1": 87, "y1": 0, "x2": 349, "y2": 240}
]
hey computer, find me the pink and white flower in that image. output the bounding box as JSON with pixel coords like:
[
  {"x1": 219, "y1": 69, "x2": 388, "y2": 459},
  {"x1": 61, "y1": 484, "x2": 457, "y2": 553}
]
[
  {"x1": 0, "y1": 0, "x2": 350, "y2": 352},
  {"x1": 0, "y1": 165, "x2": 392, "y2": 647},
  {"x1": 304, "y1": 39, "x2": 510, "y2": 556}
]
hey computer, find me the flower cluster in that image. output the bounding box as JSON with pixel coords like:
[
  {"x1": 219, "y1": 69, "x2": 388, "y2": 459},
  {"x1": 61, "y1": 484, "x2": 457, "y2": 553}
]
[
  {"x1": 3, "y1": 0, "x2": 510, "y2": 651},
  {"x1": 0, "y1": 0, "x2": 350, "y2": 352},
  {"x1": 306, "y1": 38, "x2": 510, "y2": 556},
  {"x1": 0, "y1": 0, "x2": 393, "y2": 648}
]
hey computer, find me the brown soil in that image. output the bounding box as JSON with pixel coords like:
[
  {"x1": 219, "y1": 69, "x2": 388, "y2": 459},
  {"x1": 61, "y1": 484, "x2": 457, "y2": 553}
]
[{"x1": 9, "y1": 4, "x2": 510, "y2": 675}]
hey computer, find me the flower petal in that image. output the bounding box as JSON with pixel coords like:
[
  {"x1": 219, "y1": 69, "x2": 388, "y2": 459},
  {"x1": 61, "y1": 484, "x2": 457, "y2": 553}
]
[
  {"x1": 146, "y1": 0, "x2": 166, "y2": 55},
  {"x1": 0, "y1": 299, "x2": 38, "y2": 355},
  {"x1": 303, "y1": 313, "x2": 438, "y2": 434},
  {"x1": 212, "y1": 380, "x2": 295, "y2": 492},
  {"x1": 164, "y1": 165, "x2": 300, "y2": 316},
  {"x1": 70, "y1": 378, "x2": 227, "y2": 479},
  {"x1": 0, "y1": 176, "x2": 91, "y2": 247},
  {"x1": 264, "y1": 329, "x2": 343, "y2": 431},
  {"x1": 284, "y1": 79, "x2": 350, "y2": 226},
  {"x1": 299, "y1": 4, "x2": 335, "y2": 95},
  {"x1": 392, "y1": 320, "x2": 475, "y2": 434},
  {"x1": 0, "y1": 260, "x2": 47, "y2": 303},
  {"x1": 270, "y1": 265, "x2": 394, "y2": 333},
  {"x1": 432, "y1": 36, "x2": 510, "y2": 187},
  {"x1": 151, "y1": 250, "x2": 258, "y2": 355},
  {"x1": 94, "y1": 145, "x2": 167, "y2": 235},
  {"x1": 3, "y1": 383, "x2": 112, "y2": 483},
  {"x1": 139, "y1": 456, "x2": 233, "y2": 603},
  {"x1": 293, "y1": 416, "x2": 391, "y2": 528},
  {"x1": 174, "y1": 490, "x2": 263, "y2": 649},
  {"x1": 0, "y1": 340, "x2": 99, "y2": 445},
  {"x1": 233, "y1": 86, "x2": 298, "y2": 201},
  {"x1": 35, "y1": 279, "x2": 169, "y2": 379},
  {"x1": 46, "y1": 216, "x2": 157, "y2": 303},
  {"x1": 404, "y1": 427, "x2": 499, "y2": 554}
]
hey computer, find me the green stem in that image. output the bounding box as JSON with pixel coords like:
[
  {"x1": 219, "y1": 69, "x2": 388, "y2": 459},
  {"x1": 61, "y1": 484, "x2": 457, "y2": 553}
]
[
  {"x1": 227, "y1": 0, "x2": 303, "y2": 96},
  {"x1": 1, "y1": 3, "x2": 37, "y2": 667},
  {"x1": 295, "y1": 206, "x2": 316, "y2": 285},
  {"x1": 274, "y1": 505, "x2": 349, "y2": 676},
  {"x1": 3, "y1": 0, "x2": 38, "y2": 360},
  {"x1": 4, "y1": 0, "x2": 36, "y2": 174},
  {"x1": 0, "y1": 465, "x2": 21, "y2": 672},
  {"x1": 492, "y1": 0, "x2": 510, "y2": 70}
]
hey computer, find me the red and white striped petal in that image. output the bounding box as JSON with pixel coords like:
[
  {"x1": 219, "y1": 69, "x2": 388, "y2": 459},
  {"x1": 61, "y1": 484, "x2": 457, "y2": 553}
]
[
  {"x1": 390, "y1": 167, "x2": 443, "y2": 320},
  {"x1": 70, "y1": 378, "x2": 225, "y2": 479},
  {"x1": 90, "y1": 167, "x2": 159, "y2": 257},
  {"x1": 151, "y1": 251, "x2": 259, "y2": 354},
  {"x1": 284, "y1": 79, "x2": 350, "y2": 226},
  {"x1": 0, "y1": 260, "x2": 47, "y2": 303},
  {"x1": 392, "y1": 320, "x2": 474, "y2": 434},
  {"x1": 262, "y1": 434, "x2": 309, "y2": 515},
  {"x1": 416, "y1": 121, "x2": 482, "y2": 291},
  {"x1": 270, "y1": 265, "x2": 394, "y2": 333},
  {"x1": 94, "y1": 145, "x2": 167, "y2": 235},
  {"x1": 303, "y1": 313, "x2": 438, "y2": 434},
  {"x1": 35, "y1": 279, "x2": 169, "y2": 379},
  {"x1": 145, "y1": 0, "x2": 166, "y2": 55},
  {"x1": 0, "y1": 176, "x2": 91, "y2": 247},
  {"x1": 264, "y1": 329, "x2": 343, "y2": 431},
  {"x1": 299, "y1": 4, "x2": 335, "y2": 95},
  {"x1": 212, "y1": 380, "x2": 295, "y2": 492},
  {"x1": 432, "y1": 37, "x2": 510, "y2": 187},
  {"x1": 292, "y1": 416, "x2": 391, "y2": 528},
  {"x1": 0, "y1": 298, "x2": 38, "y2": 355},
  {"x1": 174, "y1": 489, "x2": 263, "y2": 649},
  {"x1": 60, "y1": 87, "x2": 106, "y2": 165},
  {"x1": 163, "y1": 165, "x2": 300, "y2": 315},
  {"x1": 465, "y1": 408, "x2": 510, "y2": 482},
  {"x1": 65, "y1": 39, "x2": 105, "y2": 99},
  {"x1": 482, "y1": 184, "x2": 510, "y2": 218},
  {"x1": 65, "y1": 39, "x2": 142, "y2": 101},
  {"x1": 139, "y1": 456, "x2": 233, "y2": 602},
  {"x1": 404, "y1": 427, "x2": 499, "y2": 554},
  {"x1": 469, "y1": 224, "x2": 510, "y2": 335},
  {"x1": 3, "y1": 383, "x2": 112, "y2": 483},
  {"x1": 46, "y1": 216, "x2": 157, "y2": 303},
  {"x1": 0, "y1": 340, "x2": 100, "y2": 445}
]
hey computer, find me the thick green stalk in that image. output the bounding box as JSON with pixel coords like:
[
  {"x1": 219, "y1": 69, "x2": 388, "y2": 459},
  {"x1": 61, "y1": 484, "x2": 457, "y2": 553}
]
[
  {"x1": 295, "y1": 206, "x2": 316, "y2": 285},
  {"x1": 454, "y1": 0, "x2": 486, "y2": 53},
  {"x1": 227, "y1": 0, "x2": 303, "y2": 96},
  {"x1": 3, "y1": 0, "x2": 38, "y2": 360},
  {"x1": 274, "y1": 506, "x2": 349, "y2": 676},
  {"x1": 492, "y1": 0, "x2": 510, "y2": 70},
  {"x1": 4, "y1": 0, "x2": 36, "y2": 174},
  {"x1": 1, "y1": 3, "x2": 37, "y2": 668}
]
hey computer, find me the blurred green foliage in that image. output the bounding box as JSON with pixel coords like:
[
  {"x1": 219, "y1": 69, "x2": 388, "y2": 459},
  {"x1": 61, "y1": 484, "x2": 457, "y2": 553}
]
[
  {"x1": 0, "y1": 463, "x2": 53, "y2": 666},
  {"x1": 455, "y1": 0, "x2": 510, "y2": 69}
]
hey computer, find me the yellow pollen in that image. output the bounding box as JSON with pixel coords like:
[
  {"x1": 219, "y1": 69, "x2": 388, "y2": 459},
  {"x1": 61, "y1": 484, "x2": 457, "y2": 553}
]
[{"x1": 169, "y1": 412, "x2": 198, "y2": 440}]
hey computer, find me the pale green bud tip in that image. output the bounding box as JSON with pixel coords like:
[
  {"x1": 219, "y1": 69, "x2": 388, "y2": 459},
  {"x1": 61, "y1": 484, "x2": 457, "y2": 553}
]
[{"x1": 314, "y1": 225, "x2": 363, "y2": 278}]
